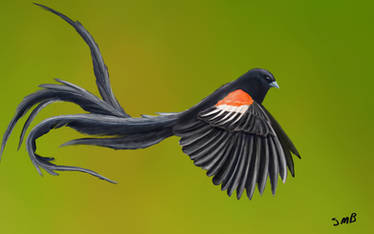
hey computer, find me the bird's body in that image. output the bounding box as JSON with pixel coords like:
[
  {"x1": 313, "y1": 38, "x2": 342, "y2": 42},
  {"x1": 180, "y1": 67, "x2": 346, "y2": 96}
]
[{"x1": 1, "y1": 3, "x2": 300, "y2": 200}]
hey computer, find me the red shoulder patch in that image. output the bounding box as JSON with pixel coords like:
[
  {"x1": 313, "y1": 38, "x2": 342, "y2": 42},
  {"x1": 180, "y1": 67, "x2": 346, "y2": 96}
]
[{"x1": 216, "y1": 89, "x2": 253, "y2": 106}]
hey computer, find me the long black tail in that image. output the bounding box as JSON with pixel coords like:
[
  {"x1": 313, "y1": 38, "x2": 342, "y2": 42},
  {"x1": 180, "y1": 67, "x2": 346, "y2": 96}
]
[{"x1": 0, "y1": 3, "x2": 178, "y2": 183}]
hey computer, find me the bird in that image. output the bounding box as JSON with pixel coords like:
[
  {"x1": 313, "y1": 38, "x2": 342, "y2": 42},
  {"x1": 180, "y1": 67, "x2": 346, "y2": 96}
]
[{"x1": 1, "y1": 3, "x2": 300, "y2": 200}]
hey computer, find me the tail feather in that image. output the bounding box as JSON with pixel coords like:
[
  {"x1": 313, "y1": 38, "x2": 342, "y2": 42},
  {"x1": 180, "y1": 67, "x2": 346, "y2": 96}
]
[
  {"x1": 61, "y1": 128, "x2": 173, "y2": 150},
  {"x1": 29, "y1": 114, "x2": 177, "y2": 138},
  {"x1": 1, "y1": 79, "x2": 124, "y2": 156},
  {"x1": 18, "y1": 99, "x2": 56, "y2": 150},
  {"x1": 33, "y1": 3, "x2": 126, "y2": 115},
  {"x1": 0, "y1": 3, "x2": 179, "y2": 183},
  {"x1": 25, "y1": 114, "x2": 177, "y2": 182}
]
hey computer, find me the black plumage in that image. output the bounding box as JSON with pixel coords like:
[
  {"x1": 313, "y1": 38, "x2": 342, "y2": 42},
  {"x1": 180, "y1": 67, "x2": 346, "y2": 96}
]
[{"x1": 0, "y1": 3, "x2": 300, "y2": 199}]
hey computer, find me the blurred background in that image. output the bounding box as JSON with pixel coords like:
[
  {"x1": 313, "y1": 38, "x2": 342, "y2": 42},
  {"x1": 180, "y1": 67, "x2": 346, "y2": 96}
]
[{"x1": 0, "y1": 0, "x2": 372, "y2": 233}]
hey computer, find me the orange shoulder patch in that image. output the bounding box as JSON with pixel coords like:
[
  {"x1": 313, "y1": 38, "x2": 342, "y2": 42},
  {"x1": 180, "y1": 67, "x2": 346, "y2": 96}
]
[{"x1": 216, "y1": 89, "x2": 253, "y2": 106}]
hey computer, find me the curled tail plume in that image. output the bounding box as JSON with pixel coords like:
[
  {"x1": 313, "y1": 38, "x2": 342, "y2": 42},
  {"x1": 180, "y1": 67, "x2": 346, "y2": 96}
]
[
  {"x1": 1, "y1": 3, "x2": 179, "y2": 183},
  {"x1": 25, "y1": 114, "x2": 177, "y2": 183}
]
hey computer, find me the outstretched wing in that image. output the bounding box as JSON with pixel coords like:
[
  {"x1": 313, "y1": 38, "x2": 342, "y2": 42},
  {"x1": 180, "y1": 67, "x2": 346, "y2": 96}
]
[
  {"x1": 174, "y1": 89, "x2": 300, "y2": 200},
  {"x1": 34, "y1": 3, "x2": 128, "y2": 117}
]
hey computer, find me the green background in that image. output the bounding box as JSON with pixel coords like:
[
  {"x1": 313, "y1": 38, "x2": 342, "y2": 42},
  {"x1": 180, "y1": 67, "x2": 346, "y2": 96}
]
[{"x1": 0, "y1": 0, "x2": 372, "y2": 233}]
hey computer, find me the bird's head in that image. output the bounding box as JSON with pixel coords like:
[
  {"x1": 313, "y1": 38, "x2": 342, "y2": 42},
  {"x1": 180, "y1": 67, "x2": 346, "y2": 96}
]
[
  {"x1": 247, "y1": 68, "x2": 279, "y2": 89},
  {"x1": 236, "y1": 68, "x2": 279, "y2": 103}
]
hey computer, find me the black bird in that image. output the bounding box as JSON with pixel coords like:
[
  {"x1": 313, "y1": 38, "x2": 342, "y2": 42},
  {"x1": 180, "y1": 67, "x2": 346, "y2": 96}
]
[{"x1": 1, "y1": 3, "x2": 300, "y2": 200}]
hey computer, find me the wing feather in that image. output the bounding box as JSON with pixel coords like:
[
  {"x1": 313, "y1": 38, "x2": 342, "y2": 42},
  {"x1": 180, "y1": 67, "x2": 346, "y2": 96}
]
[
  {"x1": 195, "y1": 133, "x2": 229, "y2": 167},
  {"x1": 213, "y1": 134, "x2": 241, "y2": 186},
  {"x1": 191, "y1": 130, "x2": 228, "y2": 161},
  {"x1": 268, "y1": 136, "x2": 279, "y2": 195},
  {"x1": 208, "y1": 111, "x2": 228, "y2": 123},
  {"x1": 284, "y1": 148, "x2": 295, "y2": 177},
  {"x1": 246, "y1": 137, "x2": 261, "y2": 199},
  {"x1": 272, "y1": 136, "x2": 287, "y2": 183},
  {"x1": 174, "y1": 90, "x2": 300, "y2": 199},
  {"x1": 226, "y1": 135, "x2": 247, "y2": 196},
  {"x1": 203, "y1": 134, "x2": 234, "y2": 172},
  {"x1": 221, "y1": 134, "x2": 244, "y2": 191},
  {"x1": 209, "y1": 134, "x2": 238, "y2": 180},
  {"x1": 257, "y1": 137, "x2": 269, "y2": 195},
  {"x1": 261, "y1": 105, "x2": 300, "y2": 158},
  {"x1": 182, "y1": 129, "x2": 217, "y2": 155},
  {"x1": 236, "y1": 135, "x2": 254, "y2": 199},
  {"x1": 180, "y1": 125, "x2": 213, "y2": 147}
]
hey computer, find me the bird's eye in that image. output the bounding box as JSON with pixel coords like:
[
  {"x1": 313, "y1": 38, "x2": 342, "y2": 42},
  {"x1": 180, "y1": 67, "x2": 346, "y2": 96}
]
[{"x1": 265, "y1": 76, "x2": 272, "y2": 82}]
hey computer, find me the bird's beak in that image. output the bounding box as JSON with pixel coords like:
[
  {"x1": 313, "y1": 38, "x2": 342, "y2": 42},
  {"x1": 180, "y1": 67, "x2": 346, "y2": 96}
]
[{"x1": 269, "y1": 81, "x2": 280, "y2": 88}]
